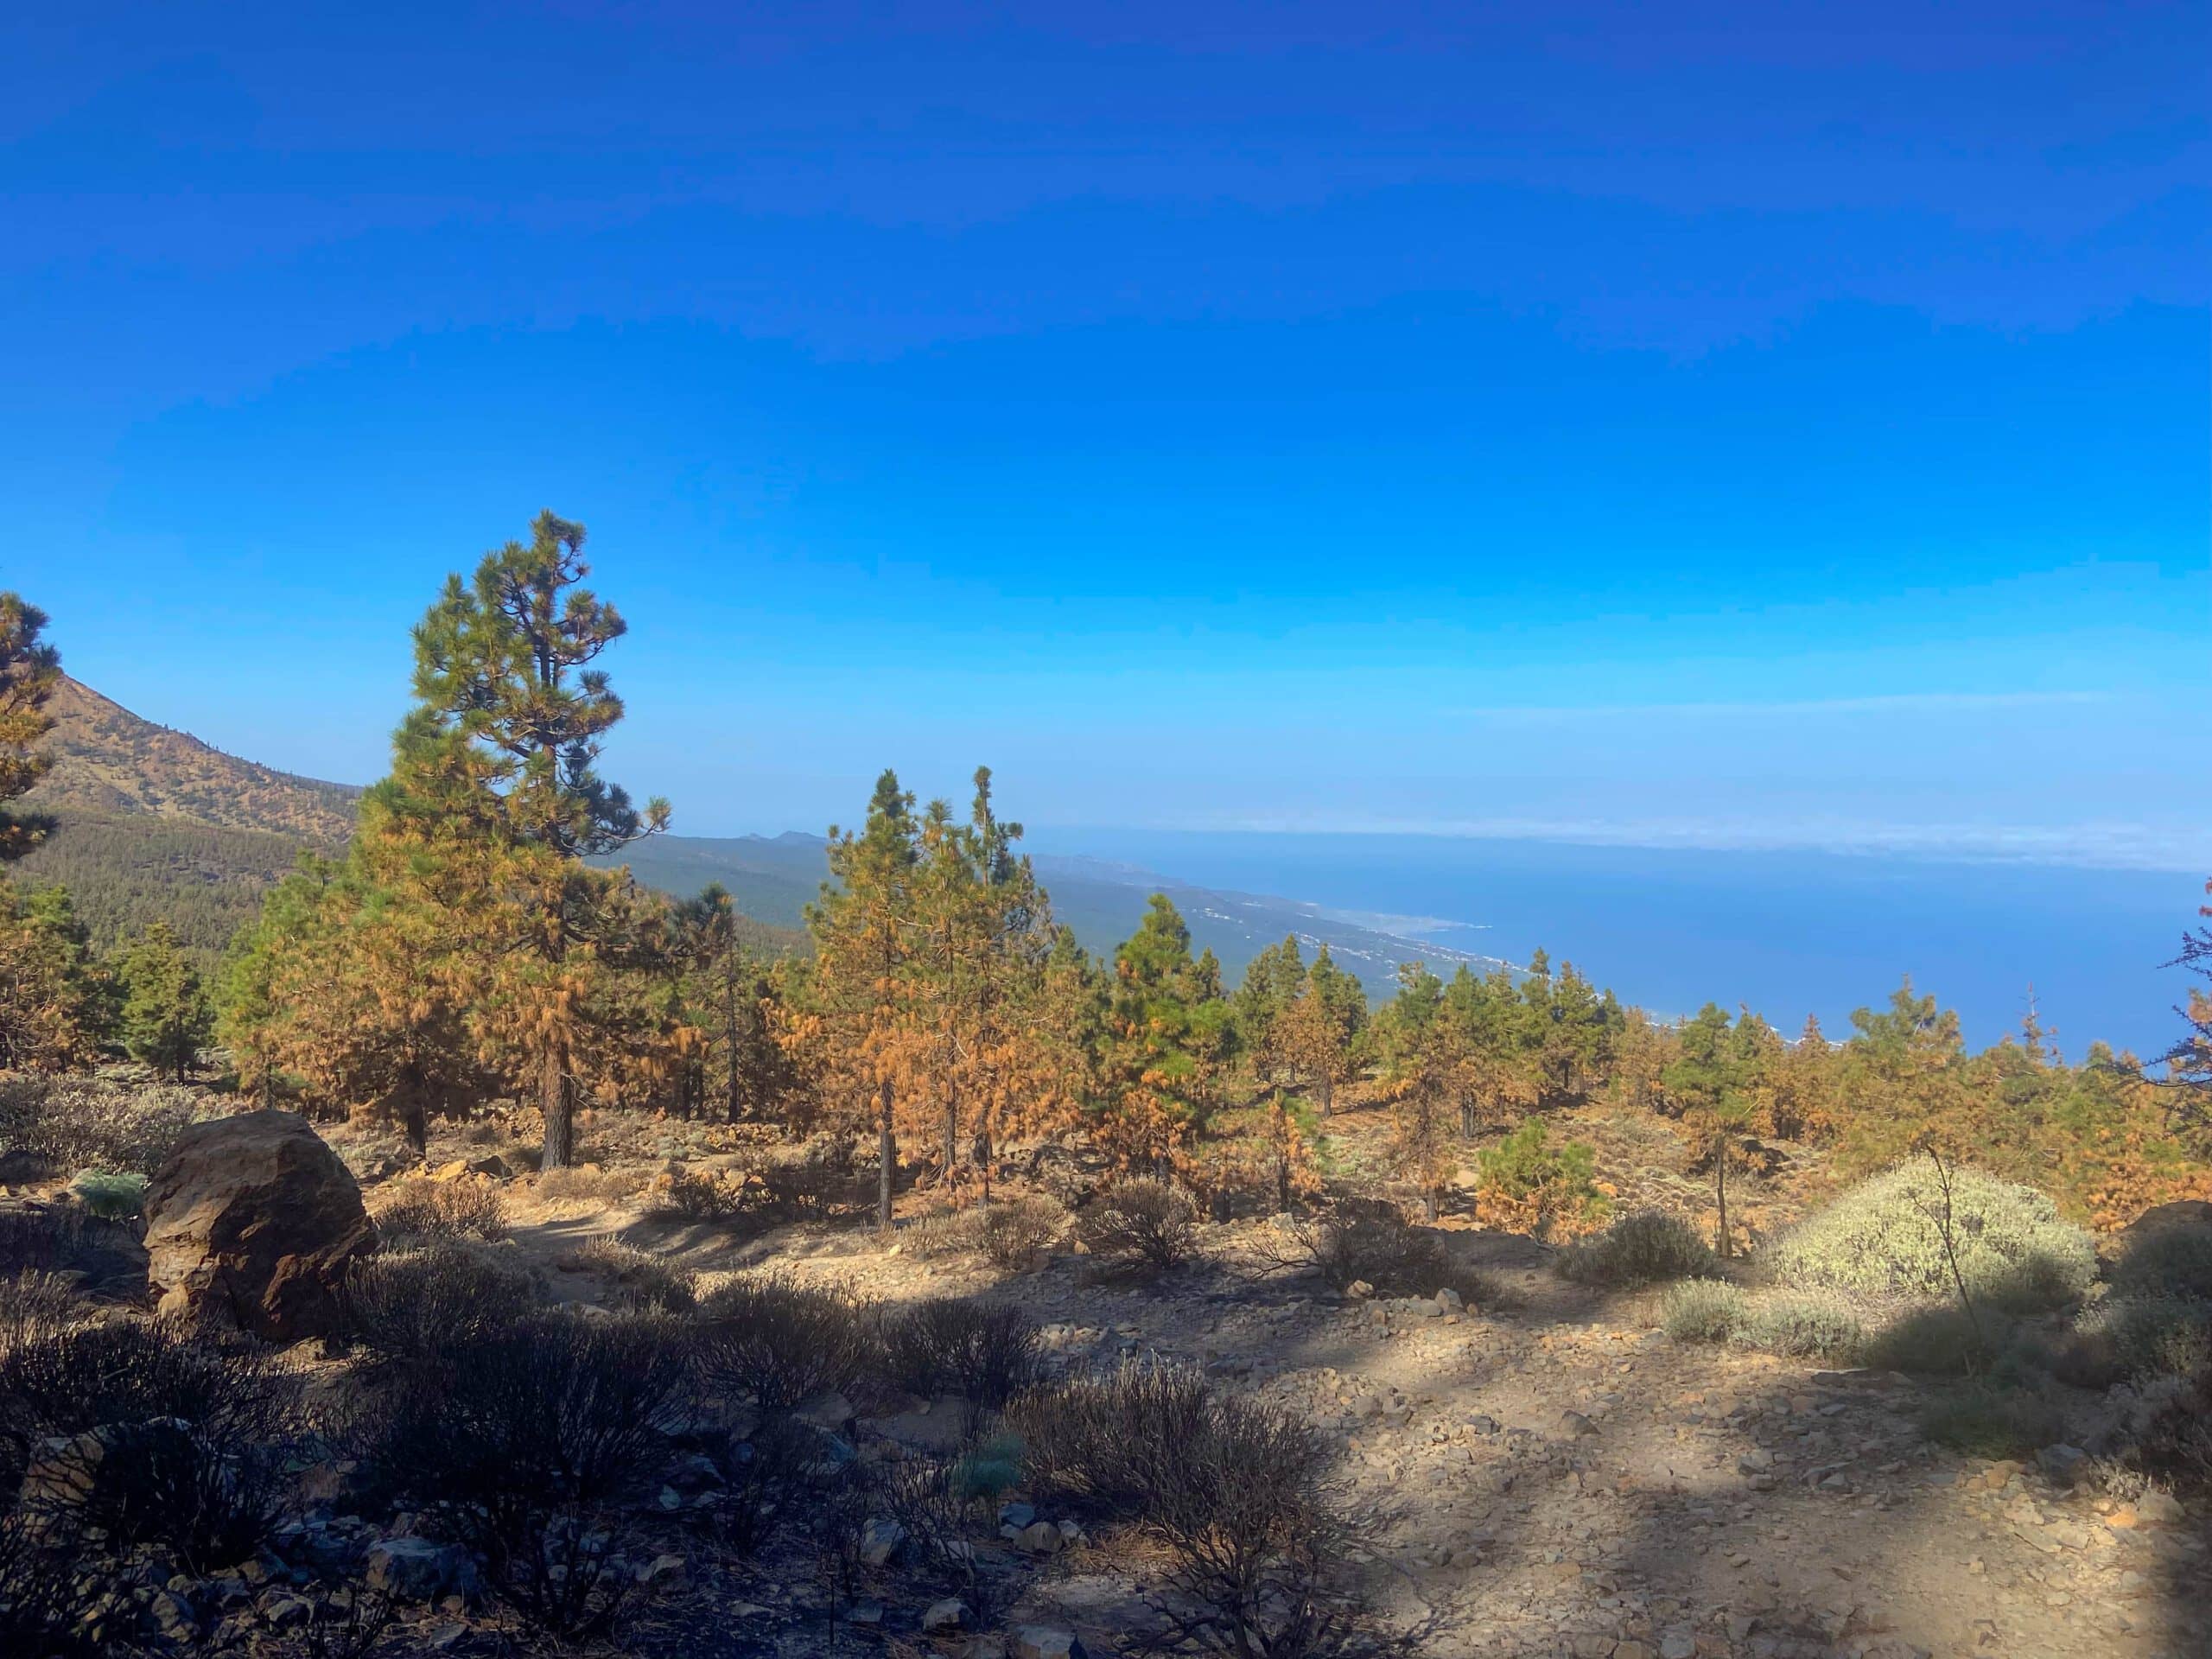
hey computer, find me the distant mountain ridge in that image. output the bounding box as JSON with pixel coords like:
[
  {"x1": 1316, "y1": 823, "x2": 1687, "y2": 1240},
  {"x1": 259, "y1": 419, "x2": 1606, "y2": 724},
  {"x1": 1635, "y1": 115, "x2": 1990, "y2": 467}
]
[
  {"x1": 16, "y1": 681, "x2": 1498, "y2": 994},
  {"x1": 611, "y1": 830, "x2": 1503, "y2": 997}
]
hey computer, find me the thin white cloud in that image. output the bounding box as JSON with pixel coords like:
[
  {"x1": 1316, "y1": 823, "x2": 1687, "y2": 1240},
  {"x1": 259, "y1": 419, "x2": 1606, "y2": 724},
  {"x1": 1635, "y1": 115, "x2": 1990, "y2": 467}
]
[
  {"x1": 1171, "y1": 810, "x2": 2212, "y2": 873},
  {"x1": 1440, "y1": 690, "x2": 2114, "y2": 722}
]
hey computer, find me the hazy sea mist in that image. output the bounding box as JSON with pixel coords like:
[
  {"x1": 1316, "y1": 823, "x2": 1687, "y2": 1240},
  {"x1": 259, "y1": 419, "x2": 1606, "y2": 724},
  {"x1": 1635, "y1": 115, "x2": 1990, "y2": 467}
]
[{"x1": 1029, "y1": 829, "x2": 2201, "y2": 1059}]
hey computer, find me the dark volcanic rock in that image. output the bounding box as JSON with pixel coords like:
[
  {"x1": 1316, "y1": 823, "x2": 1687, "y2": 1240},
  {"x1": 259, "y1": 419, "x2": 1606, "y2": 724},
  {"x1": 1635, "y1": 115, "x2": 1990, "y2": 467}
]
[{"x1": 143, "y1": 1109, "x2": 375, "y2": 1341}]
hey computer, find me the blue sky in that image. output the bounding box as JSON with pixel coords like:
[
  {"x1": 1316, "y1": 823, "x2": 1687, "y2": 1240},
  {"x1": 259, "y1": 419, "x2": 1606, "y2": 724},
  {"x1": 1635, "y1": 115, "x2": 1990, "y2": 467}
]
[{"x1": 6, "y1": 2, "x2": 2206, "y2": 866}]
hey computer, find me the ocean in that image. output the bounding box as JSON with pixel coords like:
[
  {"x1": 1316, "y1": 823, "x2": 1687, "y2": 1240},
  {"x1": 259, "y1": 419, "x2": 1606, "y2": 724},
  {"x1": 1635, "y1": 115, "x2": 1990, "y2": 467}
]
[{"x1": 1027, "y1": 829, "x2": 2203, "y2": 1061}]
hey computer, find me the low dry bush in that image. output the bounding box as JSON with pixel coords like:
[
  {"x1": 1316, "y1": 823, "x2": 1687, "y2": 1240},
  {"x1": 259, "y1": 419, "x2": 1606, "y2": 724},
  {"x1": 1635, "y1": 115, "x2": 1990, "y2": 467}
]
[
  {"x1": 2111, "y1": 1226, "x2": 2212, "y2": 1304},
  {"x1": 1008, "y1": 1364, "x2": 1394, "y2": 1657},
  {"x1": 906, "y1": 1194, "x2": 1071, "y2": 1268},
  {"x1": 0, "y1": 1076, "x2": 199, "y2": 1177},
  {"x1": 1556, "y1": 1210, "x2": 1713, "y2": 1288},
  {"x1": 1077, "y1": 1179, "x2": 1198, "y2": 1281},
  {"x1": 0, "y1": 1510, "x2": 100, "y2": 1658},
  {"x1": 978, "y1": 1192, "x2": 1070, "y2": 1268},
  {"x1": 1770, "y1": 1166, "x2": 2094, "y2": 1314},
  {"x1": 884, "y1": 1298, "x2": 1042, "y2": 1431},
  {"x1": 0, "y1": 1318, "x2": 303, "y2": 1571},
  {"x1": 902, "y1": 1204, "x2": 990, "y2": 1260},
  {"x1": 1659, "y1": 1278, "x2": 1746, "y2": 1344},
  {"x1": 1738, "y1": 1293, "x2": 1867, "y2": 1362},
  {"x1": 1919, "y1": 1382, "x2": 2067, "y2": 1459},
  {"x1": 568, "y1": 1237, "x2": 697, "y2": 1313},
  {"x1": 2127, "y1": 1372, "x2": 2212, "y2": 1493},
  {"x1": 1268, "y1": 1196, "x2": 1486, "y2": 1302},
  {"x1": 373, "y1": 1177, "x2": 508, "y2": 1243},
  {"x1": 1866, "y1": 1303, "x2": 2005, "y2": 1376},
  {"x1": 537, "y1": 1163, "x2": 647, "y2": 1206},
  {"x1": 648, "y1": 1163, "x2": 752, "y2": 1223},
  {"x1": 745, "y1": 1135, "x2": 863, "y2": 1217},
  {"x1": 2083, "y1": 1294, "x2": 2212, "y2": 1382},
  {"x1": 340, "y1": 1242, "x2": 541, "y2": 1366},
  {"x1": 366, "y1": 1308, "x2": 694, "y2": 1636},
  {"x1": 697, "y1": 1271, "x2": 877, "y2": 1414}
]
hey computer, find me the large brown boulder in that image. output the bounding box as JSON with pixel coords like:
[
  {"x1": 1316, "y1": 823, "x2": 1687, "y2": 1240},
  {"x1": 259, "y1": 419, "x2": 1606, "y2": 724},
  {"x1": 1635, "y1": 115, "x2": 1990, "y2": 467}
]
[{"x1": 142, "y1": 1109, "x2": 376, "y2": 1341}]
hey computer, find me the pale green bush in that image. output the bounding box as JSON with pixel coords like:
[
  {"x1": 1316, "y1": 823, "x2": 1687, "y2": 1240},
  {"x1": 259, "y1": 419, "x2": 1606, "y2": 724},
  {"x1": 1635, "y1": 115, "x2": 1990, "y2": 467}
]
[
  {"x1": 1739, "y1": 1293, "x2": 1866, "y2": 1362},
  {"x1": 1770, "y1": 1166, "x2": 2094, "y2": 1313},
  {"x1": 68, "y1": 1169, "x2": 148, "y2": 1221},
  {"x1": 1558, "y1": 1210, "x2": 1713, "y2": 1287},
  {"x1": 1660, "y1": 1278, "x2": 1746, "y2": 1343}
]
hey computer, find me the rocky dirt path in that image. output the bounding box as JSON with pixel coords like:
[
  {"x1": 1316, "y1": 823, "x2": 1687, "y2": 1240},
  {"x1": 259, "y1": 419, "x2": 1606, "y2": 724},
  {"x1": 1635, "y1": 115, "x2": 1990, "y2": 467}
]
[
  {"x1": 461, "y1": 1163, "x2": 2207, "y2": 1659},
  {"x1": 727, "y1": 1221, "x2": 2206, "y2": 1659}
]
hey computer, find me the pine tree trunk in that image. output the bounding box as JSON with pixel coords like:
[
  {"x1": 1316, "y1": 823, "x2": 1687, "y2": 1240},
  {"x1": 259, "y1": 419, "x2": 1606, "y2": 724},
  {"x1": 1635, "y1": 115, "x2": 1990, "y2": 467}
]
[
  {"x1": 1714, "y1": 1139, "x2": 1730, "y2": 1259},
  {"x1": 397, "y1": 1062, "x2": 428, "y2": 1157},
  {"x1": 877, "y1": 1077, "x2": 895, "y2": 1232},
  {"x1": 944, "y1": 1080, "x2": 959, "y2": 1185},
  {"x1": 723, "y1": 957, "x2": 741, "y2": 1122},
  {"x1": 541, "y1": 1041, "x2": 572, "y2": 1169},
  {"x1": 1316, "y1": 1073, "x2": 1332, "y2": 1121}
]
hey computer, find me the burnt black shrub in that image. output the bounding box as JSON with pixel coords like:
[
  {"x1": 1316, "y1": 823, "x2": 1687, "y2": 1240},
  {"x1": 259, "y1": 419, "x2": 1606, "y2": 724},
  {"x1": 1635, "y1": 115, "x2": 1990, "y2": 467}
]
[
  {"x1": 0, "y1": 1319, "x2": 302, "y2": 1572},
  {"x1": 0, "y1": 1269, "x2": 81, "y2": 1357},
  {"x1": 1008, "y1": 1363, "x2": 1389, "y2": 1658},
  {"x1": 1075, "y1": 1179, "x2": 1198, "y2": 1281},
  {"x1": 338, "y1": 1242, "x2": 541, "y2": 1366},
  {"x1": 0, "y1": 1510, "x2": 100, "y2": 1658},
  {"x1": 366, "y1": 1308, "x2": 696, "y2": 1637},
  {"x1": 883, "y1": 1299, "x2": 1043, "y2": 1432},
  {"x1": 713, "y1": 1414, "x2": 828, "y2": 1557},
  {"x1": 0, "y1": 1203, "x2": 135, "y2": 1281},
  {"x1": 696, "y1": 1271, "x2": 877, "y2": 1414}
]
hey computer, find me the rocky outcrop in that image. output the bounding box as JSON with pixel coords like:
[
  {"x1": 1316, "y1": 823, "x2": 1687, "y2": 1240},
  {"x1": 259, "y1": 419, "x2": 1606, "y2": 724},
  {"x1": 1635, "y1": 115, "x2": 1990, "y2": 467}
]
[{"x1": 142, "y1": 1109, "x2": 375, "y2": 1341}]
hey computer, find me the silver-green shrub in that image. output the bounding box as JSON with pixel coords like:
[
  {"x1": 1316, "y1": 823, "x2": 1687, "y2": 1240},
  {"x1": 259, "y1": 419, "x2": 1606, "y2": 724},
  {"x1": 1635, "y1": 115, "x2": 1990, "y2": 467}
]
[
  {"x1": 1770, "y1": 1166, "x2": 2094, "y2": 1313},
  {"x1": 1738, "y1": 1293, "x2": 1866, "y2": 1362},
  {"x1": 1557, "y1": 1210, "x2": 1714, "y2": 1287},
  {"x1": 1660, "y1": 1278, "x2": 1746, "y2": 1343}
]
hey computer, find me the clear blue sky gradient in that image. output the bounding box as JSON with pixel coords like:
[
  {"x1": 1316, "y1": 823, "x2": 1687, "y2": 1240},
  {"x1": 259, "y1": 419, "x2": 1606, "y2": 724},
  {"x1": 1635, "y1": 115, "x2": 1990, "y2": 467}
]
[{"x1": 7, "y1": 3, "x2": 2206, "y2": 864}]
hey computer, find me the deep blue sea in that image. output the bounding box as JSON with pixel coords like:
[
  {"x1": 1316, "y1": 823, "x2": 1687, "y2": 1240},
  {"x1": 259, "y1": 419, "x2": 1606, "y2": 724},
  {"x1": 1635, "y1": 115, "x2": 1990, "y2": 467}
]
[{"x1": 1031, "y1": 830, "x2": 2202, "y2": 1061}]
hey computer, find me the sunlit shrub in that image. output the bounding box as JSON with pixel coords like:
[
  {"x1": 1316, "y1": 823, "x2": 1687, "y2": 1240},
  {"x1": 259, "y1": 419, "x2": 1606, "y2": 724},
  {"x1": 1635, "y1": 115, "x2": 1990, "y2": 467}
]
[
  {"x1": 1738, "y1": 1292, "x2": 1866, "y2": 1362},
  {"x1": 1474, "y1": 1122, "x2": 1609, "y2": 1241},
  {"x1": 1770, "y1": 1166, "x2": 2094, "y2": 1313},
  {"x1": 374, "y1": 1177, "x2": 508, "y2": 1243},
  {"x1": 1659, "y1": 1278, "x2": 1746, "y2": 1344},
  {"x1": 1075, "y1": 1179, "x2": 1198, "y2": 1281}
]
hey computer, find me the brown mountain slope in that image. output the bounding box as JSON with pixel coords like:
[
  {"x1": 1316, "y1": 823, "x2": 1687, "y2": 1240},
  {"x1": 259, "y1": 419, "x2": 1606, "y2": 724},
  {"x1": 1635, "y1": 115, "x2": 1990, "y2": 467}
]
[
  {"x1": 10, "y1": 678, "x2": 802, "y2": 963},
  {"x1": 10, "y1": 677, "x2": 360, "y2": 956},
  {"x1": 25, "y1": 675, "x2": 360, "y2": 839}
]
